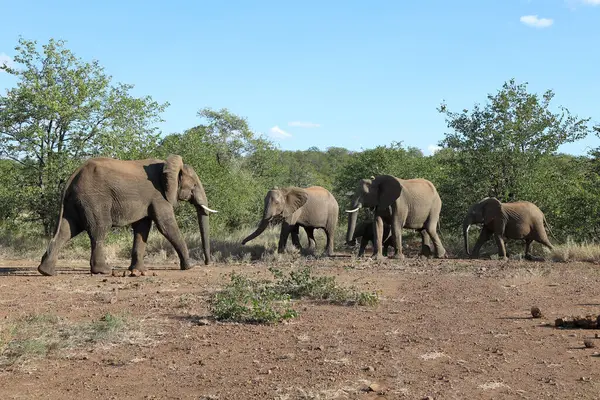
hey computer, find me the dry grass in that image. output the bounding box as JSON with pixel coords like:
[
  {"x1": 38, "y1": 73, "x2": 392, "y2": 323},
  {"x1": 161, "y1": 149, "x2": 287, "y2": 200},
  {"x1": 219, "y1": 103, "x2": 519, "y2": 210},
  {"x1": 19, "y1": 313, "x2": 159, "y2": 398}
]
[
  {"x1": 3, "y1": 222, "x2": 600, "y2": 264},
  {"x1": 0, "y1": 312, "x2": 149, "y2": 369},
  {"x1": 549, "y1": 239, "x2": 600, "y2": 263}
]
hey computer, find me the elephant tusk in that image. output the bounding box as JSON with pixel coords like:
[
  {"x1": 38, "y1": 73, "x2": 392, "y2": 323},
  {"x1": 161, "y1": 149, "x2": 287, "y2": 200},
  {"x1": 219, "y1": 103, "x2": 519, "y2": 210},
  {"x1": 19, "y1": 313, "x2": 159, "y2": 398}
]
[
  {"x1": 345, "y1": 207, "x2": 361, "y2": 213},
  {"x1": 201, "y1": 205, "x2": 218, "y2": 213}
]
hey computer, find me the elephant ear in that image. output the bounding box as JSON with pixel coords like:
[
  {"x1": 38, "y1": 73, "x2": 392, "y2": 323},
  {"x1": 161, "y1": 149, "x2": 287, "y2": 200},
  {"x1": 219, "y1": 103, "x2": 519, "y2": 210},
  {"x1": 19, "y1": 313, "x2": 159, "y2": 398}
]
[
  {"x1": 374, "y1": 175, "x2": 402, "y2": 210},
  {"x1": 482, "y1": 197, "x2": 502, "y2": 226},
  {"x1": 283, "y1": 188, "x2": 309, "y2": 217},
  {"x1": 163, "y1": 154, "x2": 184, "y2": 205}
]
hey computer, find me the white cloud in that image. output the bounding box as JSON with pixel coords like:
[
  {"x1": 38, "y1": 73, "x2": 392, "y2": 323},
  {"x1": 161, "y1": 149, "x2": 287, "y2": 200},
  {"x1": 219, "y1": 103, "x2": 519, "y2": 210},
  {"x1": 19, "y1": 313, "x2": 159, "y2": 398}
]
[
  {"x1": 269, "y1": 125, "x2": 292, "y2": 139},
  {"x1": 288, "y1": 121, "x2": 321, "y2": 128},
  {"x1": 427, "y1": 145, "x2": 442, "y2": 155},
  {"x1": 0, "y1": 53, "x2": 13, "y2": 70},
  {"x1": 520, "y1": 15, "x2": 554, "y2": 28},
  {"x1": 582, "y1": 0, "x2": 600, "y2": 5}
]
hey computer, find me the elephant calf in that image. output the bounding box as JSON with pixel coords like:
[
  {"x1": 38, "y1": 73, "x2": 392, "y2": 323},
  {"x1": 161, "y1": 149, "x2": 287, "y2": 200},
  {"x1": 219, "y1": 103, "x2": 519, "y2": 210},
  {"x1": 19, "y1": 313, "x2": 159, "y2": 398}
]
[
  {"x1": 348, "y1": 220, "x2": 396, "y2": 257},
  {"x1": 346, "y1": 175, "x2": 446, "y2": 259},
  {"x1": 242, "y1": 186, "x2": 339, "y2": 256},
  {"x1": 463, "y1": 197, "x2": 554, "y2": 260},
  {"x1": 37, "y1": 155, "x2": 217, "y2": 276}
]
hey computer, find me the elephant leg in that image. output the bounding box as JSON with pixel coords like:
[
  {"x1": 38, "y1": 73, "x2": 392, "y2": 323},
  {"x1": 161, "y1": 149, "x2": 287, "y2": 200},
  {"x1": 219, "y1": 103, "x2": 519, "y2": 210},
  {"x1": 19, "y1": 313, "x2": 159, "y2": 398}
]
[
  {"x1": 536, "y1": 230, "x2": 554, "y2": 250},
  {"x1": 129, "y1": 218, "x2": 152, "y2": 271},
  {"x1": 324, "y1": 213, "x2": 337, "y2": 257},
  {"x1": 358, "y1": 235, "x2": 368, "y2": 257},
  {"x1": 305, "y1": 227, "x2": 317, "y2": 250},
  {"x1": 278, "y1": 222, "x2": 293, "y2": 253},
  {"x1": 38, "y1": 216, "x2": 83, "y2": 276},
  {"x1": 290, "y1": 225, "x2": 302, "y2": 250},
  {"x1": 390, "y1": 218, "x2": 404, "y2": 259},
  {"x1": 419, "y1": 230, "x2": 433, "y2": 258},
  {"x1": 493, "y1": 234, "x2": 508, "y2": 260},
  {"x1": 153, "y1": 207, "x2": 193, "y2": 270},
  {"x1": 524, "y1": 238, "x2": 534, "y2": 260},
  {"x1": 425, "y1": 221, "x2": 446, "y2": 259},
  {"x1": 471, "y1": 229, "x2": 492, "y2": 259},
  {"x1": 89, "y1": 226, "x2": 112, "y2": 275}
]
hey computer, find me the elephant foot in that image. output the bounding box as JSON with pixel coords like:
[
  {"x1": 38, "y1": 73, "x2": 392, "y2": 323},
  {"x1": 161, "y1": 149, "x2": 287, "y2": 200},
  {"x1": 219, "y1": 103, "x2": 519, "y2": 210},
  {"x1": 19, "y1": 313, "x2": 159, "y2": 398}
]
[
  {"x1": 37, "y1": 263, "x2": 57, "y2": 276},
  {"x1": 91, "y1": 265, "x2": 112, "y2": 275},
  {"x1": 128, "y1": 263, "x2": 147, "y2": 272},
  {"x1": 390, "y1": 253, "x2": 404, "y2": 260},
  {"x1": 180, "y1": 261, "x2": 197, "y2": 270}
]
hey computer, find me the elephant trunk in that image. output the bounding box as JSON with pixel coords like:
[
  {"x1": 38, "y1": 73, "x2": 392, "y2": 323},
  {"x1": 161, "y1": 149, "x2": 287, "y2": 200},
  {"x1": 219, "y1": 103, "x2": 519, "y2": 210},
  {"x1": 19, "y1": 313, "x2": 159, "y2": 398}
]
[
  {"x1": 242, "y1": 219, "x2": 270, "y2": 245},
  {"x1": 196, "y1": 208, "x2": 211, "y2": 265},
  {"x1": 463, "y1": 216, "x2": 472, "y2": 256}
]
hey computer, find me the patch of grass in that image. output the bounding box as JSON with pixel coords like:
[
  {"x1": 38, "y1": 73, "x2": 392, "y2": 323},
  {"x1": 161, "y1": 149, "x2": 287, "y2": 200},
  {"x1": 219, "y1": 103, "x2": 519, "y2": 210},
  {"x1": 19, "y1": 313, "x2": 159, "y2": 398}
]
[
  {"x1": 0, "y1": 312, "x2": 132, "y2": 369},
  {"x1": 270, "y1": 266, "x2": 380, "y2": 306},
  {"x1": 550, "y1": 239, "x2": 600, "y2": 263},
  {"x1": 210, "y1": 272, "x2": 298, "y2": 324},
  {"x1": 210, "y1": 267, "x2": 380, "y2": 324}
]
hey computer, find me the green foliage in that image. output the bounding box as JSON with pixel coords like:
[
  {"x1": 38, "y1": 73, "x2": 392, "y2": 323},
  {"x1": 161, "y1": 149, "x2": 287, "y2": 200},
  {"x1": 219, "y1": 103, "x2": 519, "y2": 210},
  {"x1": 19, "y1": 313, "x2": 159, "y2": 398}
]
[
  {"x1": 210, "y1": 267, "x2": 380, "y2": 324},
  {"x1": 209, "y1": 272, "x2": 298, "y2": 324},
  {"x1": 436, "y1": 79, "x2": 592, "y2": 230},
  {"x1": 270, "y1": 266, "x2": 380, "y2": 306},
  {"x1": 0, "y1": 38, "x2": 167, "y2": 234},
  {"x1": 0, "y1": 37, "x2": 598, "y2": 248}
]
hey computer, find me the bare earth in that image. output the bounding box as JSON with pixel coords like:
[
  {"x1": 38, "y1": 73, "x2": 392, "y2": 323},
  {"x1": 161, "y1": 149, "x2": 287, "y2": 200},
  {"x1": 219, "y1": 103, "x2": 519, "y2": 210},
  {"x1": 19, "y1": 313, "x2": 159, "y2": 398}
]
[{"x1": 1, "y1": 255, "x2": 600, "y2": 399}]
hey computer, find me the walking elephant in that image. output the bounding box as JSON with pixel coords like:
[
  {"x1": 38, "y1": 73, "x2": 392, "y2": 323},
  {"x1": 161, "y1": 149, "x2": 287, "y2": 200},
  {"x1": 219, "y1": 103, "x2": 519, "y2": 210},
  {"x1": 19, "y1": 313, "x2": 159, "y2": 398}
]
[
  {"x1": 37, "y1": 155, "x2": 217, "y2": 276},
  {"x1": 241, "y1": 186, "x2": 339, "y2": 256},
  {"x1": 463, "y1": 197, "x2": 553, "y2": 260},
  {"x1": 346, "y1": 175, "x2": 446, "y2": 259},
  {"x1": 348, "y1": 220, "x2": 396, "y2": 257}
]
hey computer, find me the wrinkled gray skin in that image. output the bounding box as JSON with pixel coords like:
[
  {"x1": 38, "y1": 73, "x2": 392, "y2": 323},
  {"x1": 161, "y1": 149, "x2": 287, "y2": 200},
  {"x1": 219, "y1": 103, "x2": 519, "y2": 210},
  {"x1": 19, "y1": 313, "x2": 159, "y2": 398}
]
[
  {"x1": 37, "y1": 155, "x2": 217, "y2": 276},
  {"x1": 242, "y1": 186, "x2": 339, "y2": 256},
  {"x1": 348, "y1": 220, "x2": 396, "y2": 257},
  {"x1": 346, "y1": 175, "x2": 446, "y2": 260},
  {"x1": 463, "y1": 197, "x2": 553, "y2": 260}
]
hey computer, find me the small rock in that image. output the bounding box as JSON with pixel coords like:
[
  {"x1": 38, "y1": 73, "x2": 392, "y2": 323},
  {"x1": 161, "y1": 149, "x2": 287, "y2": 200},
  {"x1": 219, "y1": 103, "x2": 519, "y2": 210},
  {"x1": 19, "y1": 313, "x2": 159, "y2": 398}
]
[
  {"x1": 130, "y1": 269, "x2": 142, "y2": 277},
  {"x1": 152, "y1": 272, "x2": 158, "y2": 276},
  {"x1": 531, "y1": 306, "x2": 542, "y2": 318},
  {"x1": 196, "y1": 319, "x2": 211, "y2": 326},
  {"x1": 141, "y1": 270, "x2": 147, "y2": 276},
  {"x1": 364, "y1": 366, "x2": 375, "y2": 372},
  {"x1": 584, "y1": 339, "x2": 595, "y2": 348},
  {"x1": 368, "y1": 382, "x2": 385, "y2": 392}
]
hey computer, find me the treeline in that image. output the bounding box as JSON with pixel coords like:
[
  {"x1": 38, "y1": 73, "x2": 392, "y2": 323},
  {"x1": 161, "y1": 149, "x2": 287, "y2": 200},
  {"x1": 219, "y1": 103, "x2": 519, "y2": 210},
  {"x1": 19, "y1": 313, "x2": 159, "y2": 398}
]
[{"x1": 1, "y1": 38, "x2": 599, "y2": 242}]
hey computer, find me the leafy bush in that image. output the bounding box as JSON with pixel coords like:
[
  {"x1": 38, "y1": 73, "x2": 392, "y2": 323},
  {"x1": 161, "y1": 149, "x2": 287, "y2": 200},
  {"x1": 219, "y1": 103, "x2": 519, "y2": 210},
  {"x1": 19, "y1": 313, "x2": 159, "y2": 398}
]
[
  {"x1": 210, "y1": 273, "x2": 297, "y2": 324},
  {"x1": 210, "y1": 267, "x2": 380, "y2": 324}
]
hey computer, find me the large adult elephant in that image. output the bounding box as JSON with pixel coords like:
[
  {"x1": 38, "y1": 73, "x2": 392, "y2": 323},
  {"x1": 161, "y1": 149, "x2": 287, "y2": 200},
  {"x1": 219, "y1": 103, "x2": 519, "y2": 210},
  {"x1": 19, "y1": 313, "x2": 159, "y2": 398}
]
[
  {"x1": 241, "y1": 186, "x2": 339, "y2": 256},
  {"x1": 346, "y1": 175, "x2": 446, "y2": 259},
  {"x1": 37, "y1": 155, "x2": 217, "y2": 276},
  {"x1": 463, "y1": 197, "x2": 553, "y2": 260}
]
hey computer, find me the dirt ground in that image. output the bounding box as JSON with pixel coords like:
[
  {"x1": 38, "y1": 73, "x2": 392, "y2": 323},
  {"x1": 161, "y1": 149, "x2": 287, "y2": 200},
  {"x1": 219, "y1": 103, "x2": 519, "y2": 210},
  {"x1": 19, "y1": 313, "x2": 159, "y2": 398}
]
[{"x1": 1, "y1": 255, "x2": 600, "y2": 400}]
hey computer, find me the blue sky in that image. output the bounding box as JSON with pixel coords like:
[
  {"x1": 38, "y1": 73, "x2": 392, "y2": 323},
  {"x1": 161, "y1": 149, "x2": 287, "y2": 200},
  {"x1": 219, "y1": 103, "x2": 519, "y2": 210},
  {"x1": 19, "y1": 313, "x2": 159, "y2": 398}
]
[{"x1": 1, "y1": 0, "x2": 599, "y2": 155}]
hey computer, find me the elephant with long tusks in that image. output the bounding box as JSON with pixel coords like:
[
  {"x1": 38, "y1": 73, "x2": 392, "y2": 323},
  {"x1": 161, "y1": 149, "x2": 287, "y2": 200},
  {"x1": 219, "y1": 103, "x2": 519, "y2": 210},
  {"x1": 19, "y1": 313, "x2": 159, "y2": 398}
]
[{"x1": 37, "y1": 154, "x2": 217, "y2": 276}]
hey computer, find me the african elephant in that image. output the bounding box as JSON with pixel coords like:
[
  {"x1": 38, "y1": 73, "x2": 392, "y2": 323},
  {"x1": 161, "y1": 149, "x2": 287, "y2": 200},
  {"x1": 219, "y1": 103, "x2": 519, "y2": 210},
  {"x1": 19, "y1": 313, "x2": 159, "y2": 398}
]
[
  {"x1": 241, "y1": 186, "x2": 339, "y2": 256},
  {"x1": 37, "y1": 155, "x2": 217, "y2": 276},
  {"x1": 348, "y1": 220, "x2": 396, "y2": 257},
  {"x1": 346, "y1": 175, "x2": 446, "y2": 259},
  {"x1": 463, "y1": 197, "x2": 553, "y2": 260}
]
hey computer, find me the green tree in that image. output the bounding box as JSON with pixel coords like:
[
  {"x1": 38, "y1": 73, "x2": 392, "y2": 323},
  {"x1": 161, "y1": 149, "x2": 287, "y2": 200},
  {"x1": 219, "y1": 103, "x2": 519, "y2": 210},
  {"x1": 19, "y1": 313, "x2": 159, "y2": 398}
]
[
  {"x1": 0, "y1": 38, "x2": 168, "y2": 234},
  {"x1": 437, "y1": 79, "x2": 591, "y2": 229},
  {"x1": 159, "y1": 108, "x2": 278, "y2": 231}
]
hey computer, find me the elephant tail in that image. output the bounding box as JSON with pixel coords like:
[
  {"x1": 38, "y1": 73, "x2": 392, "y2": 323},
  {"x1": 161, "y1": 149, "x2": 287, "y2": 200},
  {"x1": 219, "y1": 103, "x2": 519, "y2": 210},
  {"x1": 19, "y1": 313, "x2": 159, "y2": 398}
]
[{"x1": 543, "y1": 215, "x2": 558, "y2": 243}]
